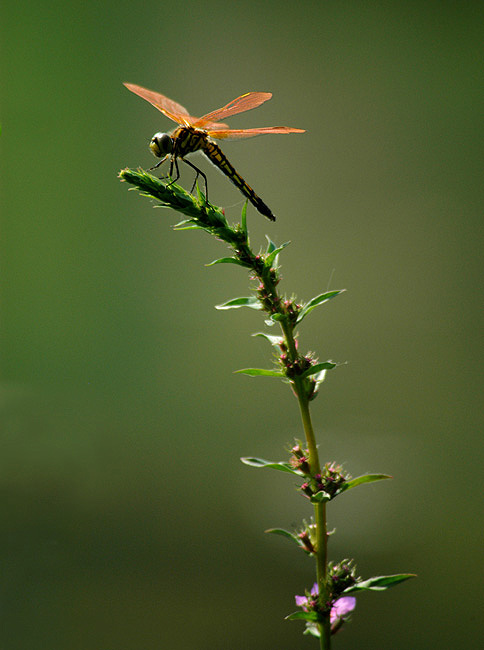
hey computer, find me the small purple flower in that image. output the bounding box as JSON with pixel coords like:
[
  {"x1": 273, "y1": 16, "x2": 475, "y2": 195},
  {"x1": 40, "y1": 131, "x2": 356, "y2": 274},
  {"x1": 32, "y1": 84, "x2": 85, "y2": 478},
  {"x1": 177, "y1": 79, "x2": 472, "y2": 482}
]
[
  {"x1": 330, "y1": 595, "x2": 356, "y2": 626},
  {"x1": 295, "y1": 583, "x2": 356, "y2": 635},
  {"x1": 295, "y1": 583, "x2": 319, "y2": 610}
]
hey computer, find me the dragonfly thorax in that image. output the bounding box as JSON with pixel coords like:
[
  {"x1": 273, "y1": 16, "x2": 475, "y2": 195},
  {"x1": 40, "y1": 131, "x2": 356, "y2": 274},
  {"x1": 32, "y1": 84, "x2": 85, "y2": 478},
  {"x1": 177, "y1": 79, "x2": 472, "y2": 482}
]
[{"x1": 150, "y1": 132, "x2": 173, "y2": 158}]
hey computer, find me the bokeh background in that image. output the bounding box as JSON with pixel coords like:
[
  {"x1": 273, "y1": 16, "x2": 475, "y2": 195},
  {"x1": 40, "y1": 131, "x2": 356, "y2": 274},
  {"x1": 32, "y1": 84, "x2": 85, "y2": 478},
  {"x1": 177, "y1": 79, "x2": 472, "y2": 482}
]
[{"x1": 1, "y1": 1, "x2": 483, "y2": 648}]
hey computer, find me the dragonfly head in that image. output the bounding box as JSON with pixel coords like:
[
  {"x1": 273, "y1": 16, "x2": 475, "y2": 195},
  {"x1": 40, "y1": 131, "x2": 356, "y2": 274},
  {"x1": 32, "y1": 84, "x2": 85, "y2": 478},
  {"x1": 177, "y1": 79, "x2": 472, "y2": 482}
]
[{"x1": 150, "y1": 132, "x2": 173, "y2": 157}]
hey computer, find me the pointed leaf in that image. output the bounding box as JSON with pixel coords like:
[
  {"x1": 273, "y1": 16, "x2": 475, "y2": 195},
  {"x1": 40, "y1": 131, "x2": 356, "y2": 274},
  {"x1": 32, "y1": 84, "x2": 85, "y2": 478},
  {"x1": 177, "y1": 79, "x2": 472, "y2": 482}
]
[
  {"x1": 240, "y1": 457, "x2": 303, "y2": 475},
  {"x1": 195, "y1": 182, "x2": 205, "y2": 202},
  {"x1": 285, "y1": 611, "x2": 323, "y2": 623},
  {"x1": 303, "y1": 625, "x2": 321, "y2": 638},
  {"x1": 265, "y1": 235, "x2": 277, "y2": 255},
  {"x1": 234, "y1": 368, "x2": 284, "y2": 377},
  {"x1": 312, "y1": 369, "x2": 329, "y2": 390},
  {"x1": 270, "y1": 312, "x2": 285, "y2": 322},
  {"x1": 265, "y1": 528, "x2": 306, "y2": 550},
  {"x1": 266, "y1": 241, "x2": 290, "y2": 266},
  {"x1": 206, "y1": 256, "x2": 246, "y2": 267},
  {"x1": 342, "y1": 474, "x2": 392, "y2": 492},
  {"x1": 345, "y1": 574, "x2": 416, "y2": 593},
  {"x1": 174, "y1": 225, "x2": 205, "y2": 230},
  {"x1": 240, "y1": 200, "x2": 248, "y2": 238},
  {"x1": 310, "y1": 490, "x2": 332, "y2": 503},
  {"x1": 172, "y1": 218, "x2": 193, "y2": 227},
  {"x1": 215, "y1": 296, "x2": 262, "y2": 310},
  {"x1": 296, "y1": 290, "x2": 345, "y2": 324},
  {"x1": 173, "y1": 220, "x2": 204, "y2": 230},
  {"x1": 300, "y1": 361, "x2": 337, "y2": 379},
  {"x1": 252, "y1": 332, "x2": 284, "y2": 347}
]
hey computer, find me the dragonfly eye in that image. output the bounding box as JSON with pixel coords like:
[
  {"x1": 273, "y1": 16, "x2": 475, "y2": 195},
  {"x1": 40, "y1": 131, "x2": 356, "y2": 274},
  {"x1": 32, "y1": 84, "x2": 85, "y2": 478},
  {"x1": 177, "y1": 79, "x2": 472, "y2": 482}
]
[{"x1": 150, "y1": 132, "x2": 173, "y2": 157}]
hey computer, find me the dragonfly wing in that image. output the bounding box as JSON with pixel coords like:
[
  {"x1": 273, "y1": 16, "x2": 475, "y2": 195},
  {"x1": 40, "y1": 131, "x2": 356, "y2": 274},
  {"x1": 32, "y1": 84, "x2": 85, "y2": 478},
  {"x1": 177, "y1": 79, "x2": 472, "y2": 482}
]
[
  {"x1": 206, "y1": 126, "x2": 306, "y2": 140},
  {"x1": 193, "y1": 92, "x2": 273, "y2": 127},
  {"x1": 124, "y1": 83, "x2": 193, "y2": 125},
  {"x1": 197, "y1": 120, "x2": 230, "y2": 130}
]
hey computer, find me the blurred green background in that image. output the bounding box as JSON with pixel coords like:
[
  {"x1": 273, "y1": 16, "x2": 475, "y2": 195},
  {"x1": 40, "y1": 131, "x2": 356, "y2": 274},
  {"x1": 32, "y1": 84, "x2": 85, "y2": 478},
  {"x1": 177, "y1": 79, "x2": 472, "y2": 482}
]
[{"x1": 1, "y1": 1, "x2": 483, "y2": 648}]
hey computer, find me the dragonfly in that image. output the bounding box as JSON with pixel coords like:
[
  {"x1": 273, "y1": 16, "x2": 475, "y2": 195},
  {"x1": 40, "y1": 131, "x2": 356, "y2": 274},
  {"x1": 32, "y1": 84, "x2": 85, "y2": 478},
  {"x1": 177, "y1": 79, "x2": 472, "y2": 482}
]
[{"x1": 124, "y1": 83, "x2": 305, "y2": 221}]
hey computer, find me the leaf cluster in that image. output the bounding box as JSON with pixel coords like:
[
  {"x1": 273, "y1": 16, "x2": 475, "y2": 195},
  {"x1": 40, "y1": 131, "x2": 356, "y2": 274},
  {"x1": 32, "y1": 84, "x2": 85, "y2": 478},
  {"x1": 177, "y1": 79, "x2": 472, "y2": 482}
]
[{"x1": 240, "y1": 456, "x2": 391, "y2": 504}]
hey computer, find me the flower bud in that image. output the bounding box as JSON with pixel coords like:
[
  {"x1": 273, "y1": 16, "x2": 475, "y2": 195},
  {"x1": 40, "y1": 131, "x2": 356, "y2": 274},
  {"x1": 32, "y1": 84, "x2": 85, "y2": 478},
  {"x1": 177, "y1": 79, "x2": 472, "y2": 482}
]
[{"x1": 327, "y1": 559, "x2": 359, "y2": 596}]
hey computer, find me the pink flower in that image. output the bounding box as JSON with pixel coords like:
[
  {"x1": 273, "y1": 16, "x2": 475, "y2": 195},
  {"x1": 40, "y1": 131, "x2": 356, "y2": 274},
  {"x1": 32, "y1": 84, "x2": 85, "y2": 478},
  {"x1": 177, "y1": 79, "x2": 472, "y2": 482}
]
[
  {"x1": 295, "y1": 583, "x2": 356, "y2": 635},
  {"x1": 330, "y1": 596, "x2": 356, "y2": 626},
  {"x1": 295, "y1": 583, "x2": 318, "y2": 609}
]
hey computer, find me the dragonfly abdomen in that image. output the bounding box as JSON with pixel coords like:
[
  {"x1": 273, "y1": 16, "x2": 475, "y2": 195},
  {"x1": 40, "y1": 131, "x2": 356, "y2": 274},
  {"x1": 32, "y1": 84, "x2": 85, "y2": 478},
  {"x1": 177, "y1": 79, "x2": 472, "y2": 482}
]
[{"x1": 202, "y1": 140, "x2": 276, "y2": 221}]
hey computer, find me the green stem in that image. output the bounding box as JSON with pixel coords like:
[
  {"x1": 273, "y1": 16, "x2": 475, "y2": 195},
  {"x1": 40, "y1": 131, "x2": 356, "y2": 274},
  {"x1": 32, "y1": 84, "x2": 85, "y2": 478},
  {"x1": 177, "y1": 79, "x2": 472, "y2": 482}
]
[
  {"x1": 316, "y1": 502, "x2": 330, "y2": 649},
  {"x1": 299, "y1": 393, "x2": 331, "y2": 648},
  {"x1": 281, "y1": 322, "x2": 331, "y2": 649}
]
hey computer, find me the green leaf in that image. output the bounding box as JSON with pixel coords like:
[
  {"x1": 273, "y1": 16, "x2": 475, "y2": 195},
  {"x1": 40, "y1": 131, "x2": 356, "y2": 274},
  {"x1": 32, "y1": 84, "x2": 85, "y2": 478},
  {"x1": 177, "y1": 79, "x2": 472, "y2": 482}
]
[
  {"x1": 303, "y1": 625, "x2": 321, "y2": 638},
  {"x1": 173, "y1": 220, "x2": 204, "y2": 230},
  {"x1": 342, "y1": 474, "x2": 392, "y2": 492},
  {"x1": 312, "y1": 368, "x2": 329, "y2": 391},
  {"x1": 310, "y1": 490, "x2": 332, "y2": 503},
  {"x1": 269, "y1": 312, "x2": 285, "y2": 322},
  {"x1": 300, "y1": 361, "x2": 337, "y2": 379},
  {"x1": 309, "y1": 474, "x2": 392, "y2": 502},
  {"x1": 240, "y1": 457, "x2": 303, "y2": 475},
  {"x1": 266, "y1": 241, "x2": 290, "y2": 266},
  {"x1": 265, "y1": 528, "x2": 306, "y2": 550},
  {"x1": 296, "y1": 290, "x2": 345, "y2": 324},
  {"x1": 345, "y1": 574, "x2": 416, "y2": 593},
  {"x1": 252, "y1": 332, "x2": 284, "y2": 347},
  {"x1": 195, "y1": 181, "x2": 205, "y2": 203},
  {"x1": 240, "y1": 200, "x2": 248, "y2": 238},
  {"x1": 206, "y1": 256, "x2": 245, "y2": 267},
  {"x1": 285, "y1": 611, "x2": 323, "y2": 623},
  {"x1": 215, "y1": 296, "x2": 262, "y2": 310},
  {"x1": 234, "y1": 368, "x2": 284, "y2": 377},
  {"x1": 265, "y1": 236, "x2": 277, "y2": 255}
]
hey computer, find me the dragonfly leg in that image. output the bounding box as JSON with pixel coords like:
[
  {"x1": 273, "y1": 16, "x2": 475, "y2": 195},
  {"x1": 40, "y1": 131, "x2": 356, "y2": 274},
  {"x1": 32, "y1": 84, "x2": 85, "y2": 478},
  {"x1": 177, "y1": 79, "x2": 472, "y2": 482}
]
[
  {"x1": 149, "y1": 154, "x2": 169, "y2": 171},
  {"x1": 149, "y1": 154, "x2": 177, "y2": 184},
  {"x1": 149, "y1": 155, "x2": 180, "y2": 187},
  {"x1": 165, "y1": 157, "x2": 180, "y2": 187},
  {"x1": 182, "y1": 158, "x2": 208, "y2": 200}
]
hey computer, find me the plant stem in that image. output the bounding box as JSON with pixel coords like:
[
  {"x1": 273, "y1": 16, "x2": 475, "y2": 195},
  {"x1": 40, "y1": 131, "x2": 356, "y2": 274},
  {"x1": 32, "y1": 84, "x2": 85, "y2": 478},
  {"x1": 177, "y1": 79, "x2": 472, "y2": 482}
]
[
  {"x1": 281, "y1": 321, "x2": 331, "y2": 648},
  {"x1": 299, "y1": 393, "x2": 331, "y2": 648},
  {"x1": 119, "y1": 172, "x2": 334, "y2": 645},
  {"x1": 315, "y1": 501, "x2": 330, "y2": 649}
]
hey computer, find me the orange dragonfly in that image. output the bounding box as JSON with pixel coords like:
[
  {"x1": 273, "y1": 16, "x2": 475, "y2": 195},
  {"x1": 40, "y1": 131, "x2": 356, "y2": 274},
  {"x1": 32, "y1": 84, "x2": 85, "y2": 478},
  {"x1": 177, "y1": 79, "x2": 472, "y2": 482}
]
[{"x1": 124, "y1": 83, "x2": 305, "y2": 221}]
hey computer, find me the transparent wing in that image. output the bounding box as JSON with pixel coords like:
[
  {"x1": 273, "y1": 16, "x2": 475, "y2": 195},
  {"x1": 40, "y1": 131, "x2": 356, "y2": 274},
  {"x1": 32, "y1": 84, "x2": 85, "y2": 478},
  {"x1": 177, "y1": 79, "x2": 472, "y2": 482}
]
[
  {"x1": 193, "y1": 92, "x2": 273, "y2": 127},
  {"x1": 205, "y1": 126, "x2": 306, "y2": 140},
  {"x1": 124, "y1": 83, "x2": 193, "y2": 126}
]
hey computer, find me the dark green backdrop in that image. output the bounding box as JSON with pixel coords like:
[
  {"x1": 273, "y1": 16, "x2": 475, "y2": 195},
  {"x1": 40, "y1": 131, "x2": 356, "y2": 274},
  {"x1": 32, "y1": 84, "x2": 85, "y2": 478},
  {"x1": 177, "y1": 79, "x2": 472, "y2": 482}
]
[{"x1": 1, "y1": 1, "x2": 483, "y2": 648}]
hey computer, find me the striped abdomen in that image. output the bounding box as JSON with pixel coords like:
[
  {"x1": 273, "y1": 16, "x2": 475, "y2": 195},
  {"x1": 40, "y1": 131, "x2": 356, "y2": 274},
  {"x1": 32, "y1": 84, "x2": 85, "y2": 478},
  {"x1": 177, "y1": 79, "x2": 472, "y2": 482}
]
[{"x1": 201, "y1": 139, "x2": 276, "y2": 221}]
